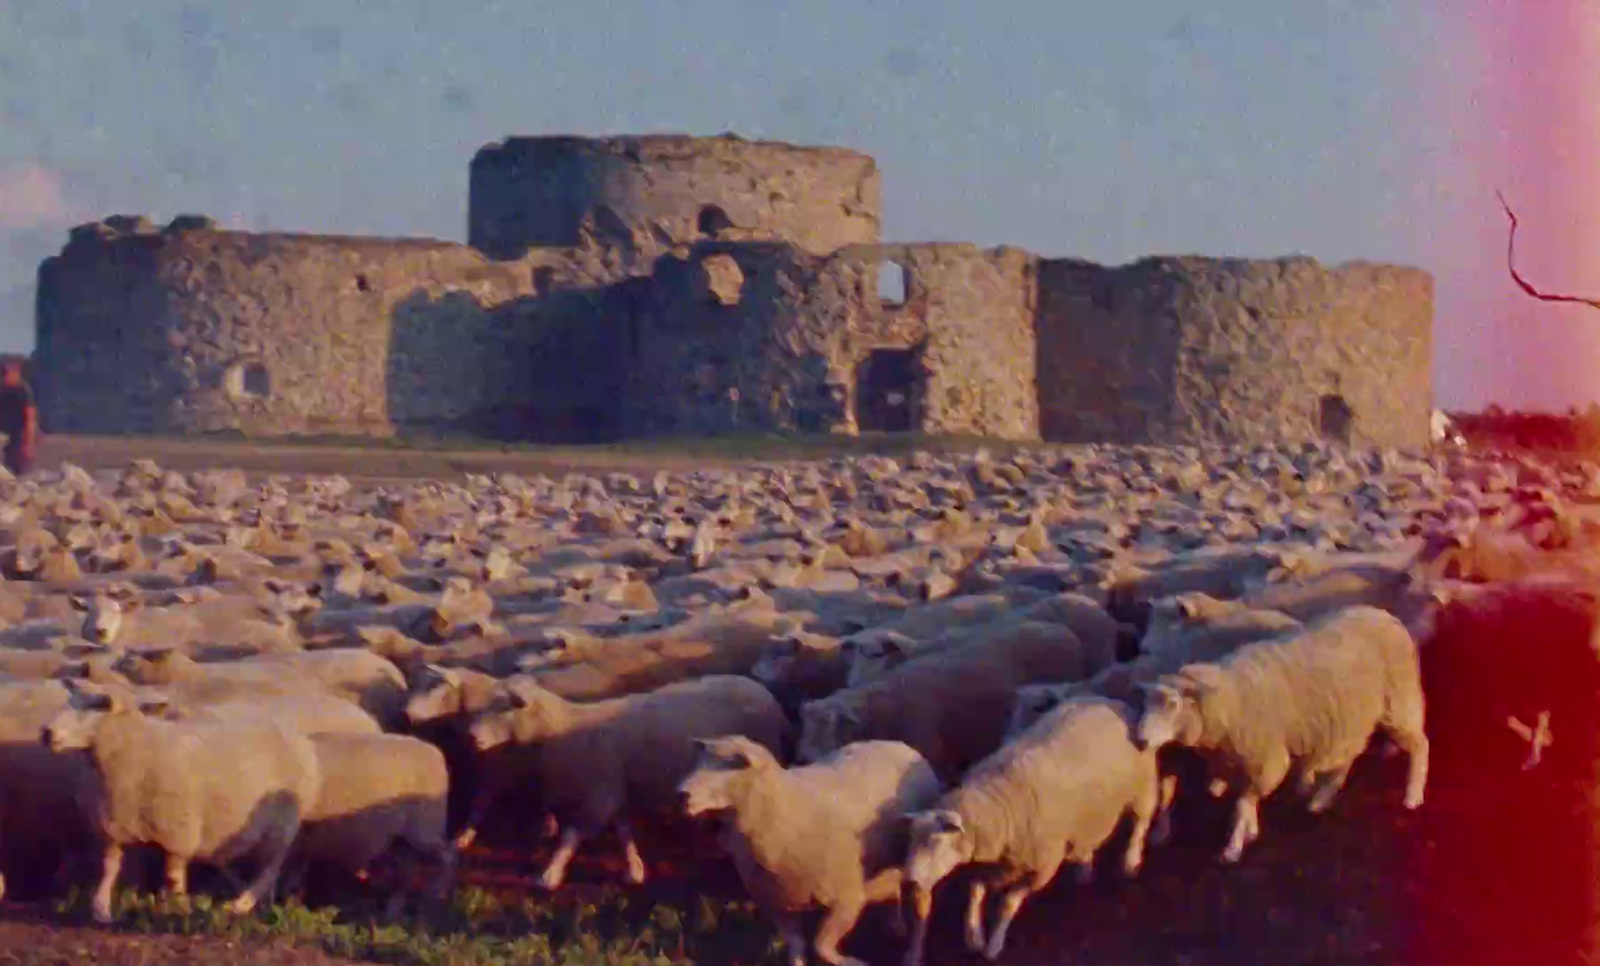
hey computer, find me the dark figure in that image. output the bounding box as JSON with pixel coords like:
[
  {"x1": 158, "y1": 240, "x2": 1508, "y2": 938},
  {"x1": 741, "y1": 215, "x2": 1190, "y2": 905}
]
[{"x1": 0, "y1": 360, "x2": 37, "y2": 476}]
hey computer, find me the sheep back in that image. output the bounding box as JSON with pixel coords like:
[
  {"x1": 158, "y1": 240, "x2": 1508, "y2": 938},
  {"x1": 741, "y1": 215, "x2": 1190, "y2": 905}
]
[
  {"x1": 296, "y1": 732, "x2": 449, "y2": 871},
  {"x1": 1177, "y1": 605, "x2": 1421, "y2": 791},
  {"x1": 945, "y1": 696, "x2": 1157, "y2": 875},
  {"x1": 544, "y1": 675, "x2": 787, "y2": 825},
  {"x1": 801, "y1": 622, "x2": 1092, "y2": 779},
  {"x1": 726, "y1": 740, "x2": 940, "y2": 914},
  {"x1": 80, "y1": 710, "x2": 322, "y2": 865}
]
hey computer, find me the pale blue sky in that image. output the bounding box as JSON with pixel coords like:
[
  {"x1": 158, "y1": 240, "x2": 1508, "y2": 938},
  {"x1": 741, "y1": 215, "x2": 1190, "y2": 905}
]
[{"x1": 0, "y1": 2, "x2": 1521, "y2": 408}]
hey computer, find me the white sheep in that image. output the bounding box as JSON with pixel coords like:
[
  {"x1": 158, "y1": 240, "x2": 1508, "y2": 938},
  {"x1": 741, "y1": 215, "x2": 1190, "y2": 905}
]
[
  {"x1": 113, "y1": 647, "x2": 409, "y2": 729},
  {"x1": 1007, "y1": 597, "x2": 1302, "y2": 738},
  {"x1": 677, "y1": 735, "x2": 942, "y2": 966},
  {"x1": 903, "y1": 695, "x2": 1166, "y2": 965},
  {"x1": 749, "y1": 630, "x2": 850, "y2": 713},
  {"x1": 1134, "y1": 604, "x2": 1430, "y2": 863},
  {"x1": 466, "y1": 673, "x2": 788, "y2": 890},
  {"x1": 280, "y1": 732, "x2": 455, "y2": 917},
  {"x1": 1101, "y1": 545, "x2": 1312, "y2": 631},
  {"x1": 401, "y1": 664, "x2": 554, "y2": 849},
  {"x1": 796, "y1": 620, "x2": 1101, "y2": 780},
  {"x1": 844, "y1": 592, "x2": 1119, "y2": 688},
  {"x1": 0, "y1": 677, "x2": 106, "y2": 900},
  {"x1": 42, "y1": 688, "x2": 322, "y2": 923}
]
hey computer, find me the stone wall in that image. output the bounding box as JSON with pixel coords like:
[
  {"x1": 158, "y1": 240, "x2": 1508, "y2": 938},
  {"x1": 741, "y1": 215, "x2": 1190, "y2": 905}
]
[
  {"x1": 34, "y1": 216, "x2": 626, "y2": 438},
  {"x1": 32, "y1": 134, "x2": 1434, "y2": 450},
  {"x1": 1035, "y1": 255, "x2": 1433, "y2": 447},
  {"x1": 468, "y1": 134, "x2": 881, "y2": 262},
  {"x1": 618, "y1": 242, "x2": 1038, "y2": 441}
]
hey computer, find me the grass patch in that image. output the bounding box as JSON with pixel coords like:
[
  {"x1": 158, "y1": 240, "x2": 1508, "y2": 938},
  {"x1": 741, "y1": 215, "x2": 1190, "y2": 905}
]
[{"x1": 51, "y1": 885, "x2": 784, "y2": 966}]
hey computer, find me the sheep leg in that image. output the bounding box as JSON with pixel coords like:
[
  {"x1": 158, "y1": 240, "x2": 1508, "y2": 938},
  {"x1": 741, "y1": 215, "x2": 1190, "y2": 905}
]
[
  {"x1": 91, "y1": 843, "x2": 124, "y2": 924},
  {"x1": 229, "y1": 818, "x2": 297, "y2": 916},
  {"x1": 901, "y1": 886, "x2": 934, "y2": 966},
  {"x1": 1123, "y1": 784, "x2": 1160, "y2": 878},
  {"x1": 615, "y1": 820, "x2": 647, "y2": 885},
  {"x1": 861, "y1": 869, "x2": 906, "y2": 936},
  {"x1": 536, "y1": 827, "x2": 583, "y2": 891},
  {"x1": 1306, "y1": 762, "x2": 1356, "y2": 815},
  {"x1": 1385, "y1": 720, "x2": 1430, "y2": 810},
  {"x1": 452, "y1": 788, "x2": 498, "y2": 850},
  {"x1": 962, "y1": 880, "x2": 988, "y2": 952},
  {"x1": 983, "y1": 884, "x2": 1033, "y2": 961},
  {"x1": 1221, "y1": 792, "x2": 1262, "y2": 864},
  {"x1": 811, "y1": 896, "x2": 870, "y2": 966},
  {"x1": 774, "y1": 912, "x2": 808, "y2": 966},
  {"x1": 1151, "y1": 773, "x2": 1178, "y2": 846},
  {"x1": 424, "y1": 841, "x2": 458, "y2": 906},
  {"x1": 163, "y1": 851, "x2": 192, "y2": 911}
]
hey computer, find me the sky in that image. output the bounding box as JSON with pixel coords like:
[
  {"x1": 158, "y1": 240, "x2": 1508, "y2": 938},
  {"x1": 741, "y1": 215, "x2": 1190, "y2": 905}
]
[{"x1": 0, "y1": 0, "x2": 1592, "y2": 411}]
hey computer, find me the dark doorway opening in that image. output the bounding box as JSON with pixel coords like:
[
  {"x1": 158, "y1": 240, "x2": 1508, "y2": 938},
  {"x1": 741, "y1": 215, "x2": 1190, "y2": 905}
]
[
  {"x1": 1318, "y1": 394, "x2": 1355, "y2": 445},
  {"x1": 697, "y1": 204, "x2": 735, "y2": 239},
  {"x1": 855, "y1": 349, "x2": 919, "y2": 432}
]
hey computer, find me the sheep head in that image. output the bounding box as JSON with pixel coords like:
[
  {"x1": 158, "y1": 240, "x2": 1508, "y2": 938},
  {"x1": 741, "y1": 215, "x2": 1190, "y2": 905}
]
[
  {"x1": 1007, "y1": 683, "x2": 1066, "y2": 738},
  {"x1": 403, "y1": 664, "x2": 466, "y2": 725},
  {"x1": 677, "y1": 735, "x2": 776, "y2": 816},
  {"x1": 42, "y1": 684, "x2": 169, "y2": 752},
  {"x1": 794, "y1": 699, "x2": 864, "y2": 765},
  {"x1": 1135, "y1": 674, "x2": 1210, "y2": 751},
  {"x1": 113, "y1": 647, "x2": 192, "y2": 685},
  {"x1": 71, "y1": 592, "x2": 131, "y2": 646},
  {"x1": 750, "y1": 633, "x2": 806, "y2": 687},
  {"x1": 466, "y1": 683, "x2": 561, "y2": 752},
  {"x1": 905, "y1": 809, "x2": 974, "y2": 891},
  {"x1": 844, "y1": 631, "x2": 916, "y2": 688}
]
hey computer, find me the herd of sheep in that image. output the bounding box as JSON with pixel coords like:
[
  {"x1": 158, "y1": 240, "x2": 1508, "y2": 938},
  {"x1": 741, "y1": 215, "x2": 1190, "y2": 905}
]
[{"x1": 0, "y1": 441, "x2": 1590, "y2": 966}]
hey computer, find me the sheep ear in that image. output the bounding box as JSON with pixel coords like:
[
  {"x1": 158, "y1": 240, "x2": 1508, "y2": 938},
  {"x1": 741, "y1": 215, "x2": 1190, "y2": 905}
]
[
  {"x1": 68, "y1": 595, "x2": 89, "y2": 612},
  {"x1": 1175, "y1": 596, "x2": 1200, "y2": 620},
  {"x1": 935, "y1": 811, "x2": 965, "y2": 835}
]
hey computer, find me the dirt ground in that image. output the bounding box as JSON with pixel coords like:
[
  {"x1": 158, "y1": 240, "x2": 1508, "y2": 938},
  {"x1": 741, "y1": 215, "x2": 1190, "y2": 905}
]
[{"x1": 32, "y1": 433, "x2": 746, "y2": 483}]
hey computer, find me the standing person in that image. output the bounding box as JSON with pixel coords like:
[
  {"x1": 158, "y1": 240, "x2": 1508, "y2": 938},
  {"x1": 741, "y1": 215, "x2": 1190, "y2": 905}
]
[{"x1": 0, "y1": 360, "x2": 37, "y2": 476}]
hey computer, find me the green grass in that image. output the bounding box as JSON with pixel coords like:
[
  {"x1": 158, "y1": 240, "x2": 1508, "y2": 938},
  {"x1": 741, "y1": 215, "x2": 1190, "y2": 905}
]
[{"x1": 52, "y1": 885, "x2": 786, "y2": 966}]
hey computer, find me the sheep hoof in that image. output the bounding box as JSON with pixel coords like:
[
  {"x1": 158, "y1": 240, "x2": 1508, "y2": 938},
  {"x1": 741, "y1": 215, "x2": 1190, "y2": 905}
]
[
  {"x1": 536, "y1": 869, "x2": 565, "y2": 892},
  {"x1": 1404, "y1": 789, "x2": 1425, "y2": 810},
  {"x1": 963, "y1": 924, "x2": 985, "y2": 953},
  {"x1": 453, "y1": 829, "x2": 477, "y2": 851},
  {"x1": 1122, "y1": 858, "x2": 1143, "y2": 879},
  {"x1": 92, "y1": 902, "x2": 114, "y2": 925},
  {"x1": 624, "y1": 860, "x2": 647, "y2": 886},
  {"x1": 229, "y1": 893, "x2": 258, "y2": 916}
]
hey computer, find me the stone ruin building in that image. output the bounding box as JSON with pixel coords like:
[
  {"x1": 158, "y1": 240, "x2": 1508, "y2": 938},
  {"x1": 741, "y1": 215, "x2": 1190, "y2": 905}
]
[{"x1": 32, "y1": 133, "x2": 1435, "y2": 447}]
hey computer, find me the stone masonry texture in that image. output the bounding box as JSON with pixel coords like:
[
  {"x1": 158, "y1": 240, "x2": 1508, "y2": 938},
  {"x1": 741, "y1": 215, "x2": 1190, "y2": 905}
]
[{"x1": 33, "y1": 135, "x2": 1434, "y2": 447}]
